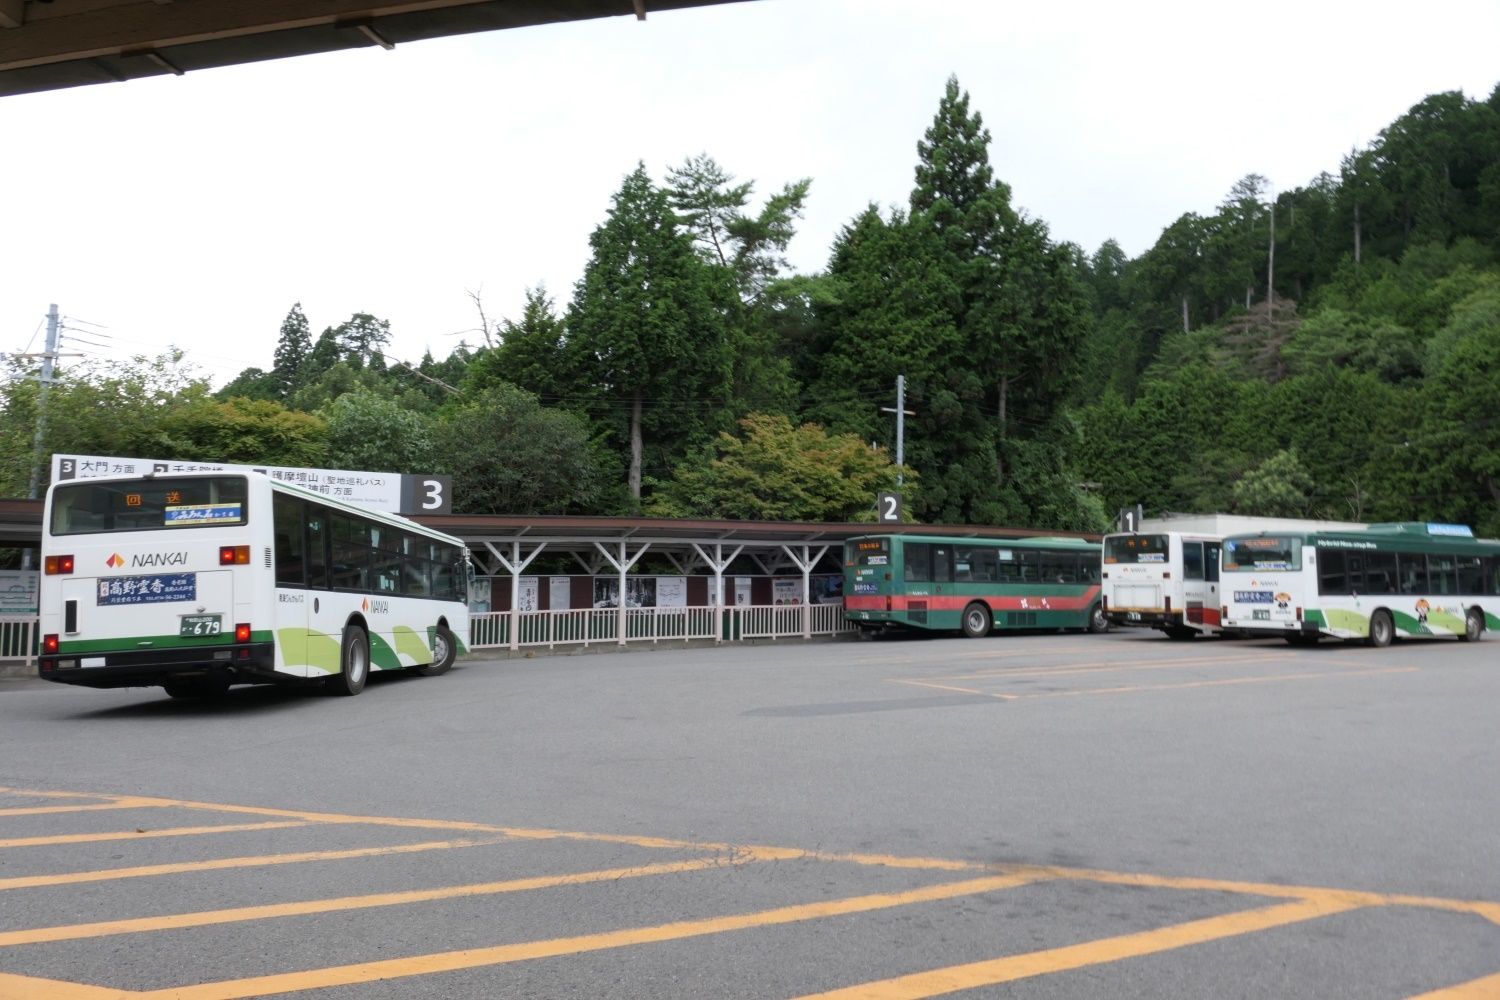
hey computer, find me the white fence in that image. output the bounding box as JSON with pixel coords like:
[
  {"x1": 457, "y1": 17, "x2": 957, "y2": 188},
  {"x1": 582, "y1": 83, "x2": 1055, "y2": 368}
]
[
  {"x1": 0, "y1": 617, "x2": 38, "y2": 667},
  {"x1": 470, "y1": 603, "x2": 855, "y2": 651},
  {"x1": 0, "y1": 606, "x2": 855, "y2": 665}
]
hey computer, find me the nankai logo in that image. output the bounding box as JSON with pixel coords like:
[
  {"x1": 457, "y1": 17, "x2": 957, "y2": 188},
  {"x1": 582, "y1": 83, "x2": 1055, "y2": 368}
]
[
  {"x1": 105, "y1": 552, "x2": 189, "y2": 568},
  {"x1": 105, "y1": 553, "x2": 124, "y2": 568}
]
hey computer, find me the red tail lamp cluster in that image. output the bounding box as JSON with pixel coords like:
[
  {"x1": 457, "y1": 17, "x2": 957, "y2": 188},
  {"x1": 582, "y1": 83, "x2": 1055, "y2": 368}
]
[{"x1": 44, "y1": 555, "x2": 74, "y2": 575}]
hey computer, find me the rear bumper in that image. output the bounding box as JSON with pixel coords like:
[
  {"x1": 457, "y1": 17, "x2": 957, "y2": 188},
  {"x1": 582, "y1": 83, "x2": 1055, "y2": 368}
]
[
  {"x1": 1105, "y1": 609, "x2": 1181, "y2": 628},
  {"x1": 37, "y1": 642, "x2": 278, "y2": 689}
]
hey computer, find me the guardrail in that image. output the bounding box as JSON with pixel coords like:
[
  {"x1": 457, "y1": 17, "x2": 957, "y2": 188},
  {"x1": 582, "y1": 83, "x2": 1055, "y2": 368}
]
[
  {"x1": 470, "y1": 604, "x2": 855, "y2": 651},
  {"x1": 0, "y1": 617, "x2": 39, "y2": 666}
]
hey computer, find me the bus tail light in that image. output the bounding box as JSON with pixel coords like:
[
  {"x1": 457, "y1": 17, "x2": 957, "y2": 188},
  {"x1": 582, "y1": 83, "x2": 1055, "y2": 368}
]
[
  {"x1": 1164, "y1": 596, "x2": 1172, "y2": 615},
  {"x1": 1295, "y1": 607, "x2": 1303, "y2": 622},
  {"x1": 1163, "y1": 571, "x2": 1171, "y2": 579},
  {"x1": 220, "y1": 545, "x2": 250, "y2": 566},
  {"x1": 44, "y1": 555, "x2": 74, "y2": 575},
  {"x1": 43, "y1": 634, "x2": 59, "y2": 654},
  {"x1": 1222, "y1": 605, "x2": 1229, "y2": 621},
  {"x1": 234, "y1": 623, "x2": 252, "y2": 643},
  {"x1": 885, "y1": 596, "x2": 892, "y2": 613}
]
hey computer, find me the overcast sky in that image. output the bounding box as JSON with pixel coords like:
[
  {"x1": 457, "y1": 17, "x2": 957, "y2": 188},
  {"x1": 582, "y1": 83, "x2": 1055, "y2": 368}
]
[{"x1": 3, "y1": 0, "x2": 1497, "y2": 388}]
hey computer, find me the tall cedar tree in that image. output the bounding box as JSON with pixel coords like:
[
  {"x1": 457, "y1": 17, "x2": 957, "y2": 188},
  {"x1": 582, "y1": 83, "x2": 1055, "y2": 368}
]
[
  {"x1": 271, "y1": 303, "x2": 312, "y2": 398},
  {"x1": 565, "y1": 164, "x2": 736, "y2": 506}
]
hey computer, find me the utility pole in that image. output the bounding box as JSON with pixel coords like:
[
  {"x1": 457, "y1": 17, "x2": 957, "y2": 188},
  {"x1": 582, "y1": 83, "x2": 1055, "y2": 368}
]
[
  {"x1": 880, "y1": 374, "x2": 915, "y2": 486},
  {"x1": 26, "y1": 304, "x2": 60, "y2": 501}
]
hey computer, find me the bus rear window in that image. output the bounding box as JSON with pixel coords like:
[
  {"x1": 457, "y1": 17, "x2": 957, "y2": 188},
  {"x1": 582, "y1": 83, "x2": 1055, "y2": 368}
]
[
  {"x1": 1103, "y1": 534, "x2": 1169, "y2": 564},
  {"x1": 1223, "y1": 536, "x2": 1302, "y2": 572},
  {"x1": 50, "y1": 477, "x2": 249, "y2": 536}
]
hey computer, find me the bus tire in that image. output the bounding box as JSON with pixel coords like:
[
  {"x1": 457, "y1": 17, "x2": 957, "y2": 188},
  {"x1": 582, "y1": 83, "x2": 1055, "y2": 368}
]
[
  {"x1": 1460, "y1": 607, "x2": 1484, "y2": 642},
  {"x1": 1366, "y1": 609, "x2": 1394, "y2": 648},
  {"x1": 415, "y1": 625, "x2": 457, "y2": 676},
  {"x1": 1087, "y1": 604, "x2": 1109, "y2": 633},
  {"x1": 960, "y1": 602, "x2": 991, "y2": 638},
  {"x1": 327, "y1": 625, "x2": 369, "y2": 696}
]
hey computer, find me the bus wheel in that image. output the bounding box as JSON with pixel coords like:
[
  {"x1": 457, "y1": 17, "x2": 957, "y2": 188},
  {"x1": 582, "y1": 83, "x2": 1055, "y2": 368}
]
[
  {"x1": 327, "y1": 626, "x2": 369, "y2": 696},
  {"x1": 1460, "y1": 608, "x2": 1484, "y2": 642},
  {"x1": 960, "y1": 603, "x2": 991, "y2": 638},
  {"x1": 1366, "y1": 610, "x2": 1394, "y2": 648},
  {"x1": 1088, "y1": 604, "x2": 1109, "y2": 633},
  {"x1": 415, "y1": 625, "x2": 457, "y2": 676}
]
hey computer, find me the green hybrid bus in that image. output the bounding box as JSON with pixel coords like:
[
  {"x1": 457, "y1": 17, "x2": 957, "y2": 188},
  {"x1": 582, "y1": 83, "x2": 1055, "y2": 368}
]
[
  {"x1": 843, "y1": 534, "x2": 1107, "y2": 637},
  {"x1": 38, "y1": 471, "x2": 471, "y2": 698},
  {"x1": 1220, "y1": 522, "x2": 1500, "y2": 646}
]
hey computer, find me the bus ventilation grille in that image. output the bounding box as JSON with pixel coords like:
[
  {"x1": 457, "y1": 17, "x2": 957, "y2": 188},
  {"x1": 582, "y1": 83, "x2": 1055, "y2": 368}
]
[
  {"x1": 908, "y1": 600, "x2": 928, "y2": 624},
  {"x1": 1007, "y1": 611, "x2": 1038, "y2": 628},
  {"x1": 264, "y1": 548, "x2": 272, "y2": 568}
]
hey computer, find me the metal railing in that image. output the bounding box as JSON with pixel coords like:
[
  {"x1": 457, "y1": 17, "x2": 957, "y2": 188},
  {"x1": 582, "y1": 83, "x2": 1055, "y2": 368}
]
[
  {"x1": 469, "y1": 604, "x2": 855, "y2": 651},
  {"x1": 0, "y1": 606, "x2": 856, "y2": 663},
  {"x1": 0, "y1": 617, "x2": 39, "y2": 666}
]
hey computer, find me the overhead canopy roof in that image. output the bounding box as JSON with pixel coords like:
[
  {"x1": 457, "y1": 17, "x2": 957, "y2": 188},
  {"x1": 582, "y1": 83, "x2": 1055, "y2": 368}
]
[{"x1": 0, "y1": 0, "x2": 749, "y2": 98}]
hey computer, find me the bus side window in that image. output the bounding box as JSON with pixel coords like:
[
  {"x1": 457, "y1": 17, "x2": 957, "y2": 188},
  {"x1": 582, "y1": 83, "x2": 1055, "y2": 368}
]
[
  {"x1": 931, "y1": 546, "x2": 953, "y2": 583},
  {"x1": 272, "y1": 494, "x2": 305, "y2": 588},
  {"x1": 306, "y1": 512, "x2": 330, "y2": 590},
  {"x1": 1429, "y1": 556, "x2": 1457, "y2": 596},
  {"x1": 1318, "y1": 548, "x2": 1346, "y2": 595},
  {"x1": 904, "y1": 543, "x2": 930, "y2": 583},
  {"x1": 1204, "y1": 543, "x2": 1220, "y2": 583},
  {"x1": 1183, "y1": 542, "x2": 1204, "y2": 581},
  {"x1": 1396, "y1": 554, "x2": 1427, "y2": 595},
  {"x1": 1364, "y1": 551, "x2": 1396, "y2": 594}
]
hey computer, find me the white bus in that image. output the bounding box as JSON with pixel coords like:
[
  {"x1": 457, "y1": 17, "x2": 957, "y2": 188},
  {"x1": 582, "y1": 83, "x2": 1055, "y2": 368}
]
[
  {"x1": 1220, "y1": 523, "x2": 1499, "y2": 646},
  {"x1": 1101, "y1": 531, "x2": 1224, "y2": 639},
  {"x1": 38, "y1": 471, "x2": 471, "y2": 697}
]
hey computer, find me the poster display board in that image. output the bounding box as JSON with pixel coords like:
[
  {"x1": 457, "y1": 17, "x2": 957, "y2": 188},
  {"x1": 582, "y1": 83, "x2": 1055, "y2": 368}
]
[
  {"x1": 657, "y1": 576, "x2": 687, "y2": 608},
  {"x1": 516, "y1": 577, "x2": 539, "y2": 612},
  {"x1": 549, "y1": 576, "x2": 571, "y2": 611},
  {"x1": 0, "y1": 571, "x2": 40, "y2": 615},
  {"x1": 773, "y1": 578, "x2": 802, "y2": 605}
]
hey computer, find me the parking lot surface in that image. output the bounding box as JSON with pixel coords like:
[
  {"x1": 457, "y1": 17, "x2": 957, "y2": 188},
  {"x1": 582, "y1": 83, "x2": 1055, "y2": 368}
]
[{"x1": 1, "y1": 630, "x2": 1496, "y2": 998}]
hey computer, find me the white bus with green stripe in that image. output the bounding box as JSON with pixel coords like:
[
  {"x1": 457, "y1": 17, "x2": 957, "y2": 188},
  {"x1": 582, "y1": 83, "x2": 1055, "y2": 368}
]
[
  {"x1": 38, "y1": 470, "x2": 471, "y2": 698},
  {"x1": 1220, "y1": 523, "x2": 1499, "y2": 646}
]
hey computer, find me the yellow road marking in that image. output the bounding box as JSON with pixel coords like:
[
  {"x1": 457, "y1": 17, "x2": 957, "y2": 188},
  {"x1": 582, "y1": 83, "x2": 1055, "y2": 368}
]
[
  {"x1": 0, "y1": 787, "x2": 117, "y2": 800},
  {"x1": 0, "y1": 821, "x2": 309, "y2": 848},
  {"x1": 94, "y1": 872, "x2": 1050, "y2": 1000},
  {"x1": 0, "y1": 972, "x2": 128, "y2": 1000},
  {"x1": 0, "y1": 852, "x2": 794, "y2": 947},
  {"x1": 0, "y1": 837, "x2": 509, "y2": 891},
  {"x1": 0, "y1": 798, "x2": 171, "y2": 817},
  {"x1": 886, "y1": 678, "x2": 1015, "y2": 700},
  {"x1": 1407, "y1": 972, "x2": 1500, "y2": 998},
  {"x1": 793, "y1": 895, "x2": 1365, "y2": 999},
  {"x1": 1012, "y1": 666, "x2": 1418, "y2": 699}
]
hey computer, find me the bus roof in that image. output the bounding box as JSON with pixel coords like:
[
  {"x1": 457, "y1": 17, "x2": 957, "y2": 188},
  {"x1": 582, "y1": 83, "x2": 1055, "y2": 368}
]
[
  {"x1": 1221, "y1": 525, "x2": 1500, "y2": 554},
  {"x1": 847, "y1": 533, "x2": 1097, "y2": 549}
]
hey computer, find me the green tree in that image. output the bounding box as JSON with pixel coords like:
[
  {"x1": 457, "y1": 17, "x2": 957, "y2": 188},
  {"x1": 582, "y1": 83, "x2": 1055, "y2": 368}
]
[
  {"x1": 1230, "y1": 449, "x2": 1314, "y2": 517},
  {"x1": 333, "y1": 313, "x2": 392, "y2": 370},
  {"x1": 320, "y1": 390, "x2": 435, "y2": 474},
  {"x1": 271, "y1": 303, "x2": 312, "y2": 397},
  {"x1": 433, "y1": 383, "x2": 620, "y2": 515},
  {"x1": 565, "y1": 164, "x2": 736, "y2": 506},
  {"x1": 150, "y1": 397, "x2": 329, "y2": 467},
  {"x1": 645, "y1": 412, "x2": 911, "y2": 521}
]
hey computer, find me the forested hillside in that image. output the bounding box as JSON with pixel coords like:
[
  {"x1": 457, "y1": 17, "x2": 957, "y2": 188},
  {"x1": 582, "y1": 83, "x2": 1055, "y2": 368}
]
[{"x1": 6, "y1": 78, "x2": 1498, "y2": 534}]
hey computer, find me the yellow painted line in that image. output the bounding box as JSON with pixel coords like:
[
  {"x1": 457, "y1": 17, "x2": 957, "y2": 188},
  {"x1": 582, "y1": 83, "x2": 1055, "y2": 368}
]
[
  {"x1": 934, "y1": 652, "x2": 1296, "y2": 680},
  {"x1": 117, "y1": 872, "x2": 1049, "y2": 1000},
  {"x1": 0, "y1": 821, "x2": 309, "y2": 848},
  {"x1": 1010, "y1": 666, "x2": 1418, "y2": 699},
  {"x1": 0, "y1": 786, "x2": 116, "y2": 800},
  {"x1": 0, "y1": 837, "x2": 509, "y2": 891},
  {"x1": 0, "y1": 852, "x2": 790, "y2": 947},
  {"x1": 886, "y1": 678, "x2": 1015, "y2": 700},
  {"x1": 0, "y1": 972, "x2": 128, "y2": 1000},
  {"x1": 1407, "y1": 972, "x2": 1500, "y2": 998},
  {"x1": 793, "y1": 895, "x2": 1365, "y2": 999},
  {"x1": 0, "y1": 798, "x2": 171, "y2": 817}
]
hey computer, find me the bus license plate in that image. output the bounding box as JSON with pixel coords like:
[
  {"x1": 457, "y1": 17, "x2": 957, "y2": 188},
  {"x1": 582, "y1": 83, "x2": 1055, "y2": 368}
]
[
  {"x1": 180, "y1": 614, "x2": 222, "y2": 637},
  {"x1": 1252, "y1": 610, "x2": 1270, "y2": 621},
  {"x1": 1127, "y1": 612, "x2": 1141, "y2": 621}
]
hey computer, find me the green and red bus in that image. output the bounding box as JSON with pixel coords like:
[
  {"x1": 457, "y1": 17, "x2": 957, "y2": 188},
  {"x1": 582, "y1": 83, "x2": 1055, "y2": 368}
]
[{"x1": 843, "y1": 534, "x2": 1107, "y2": 637}]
